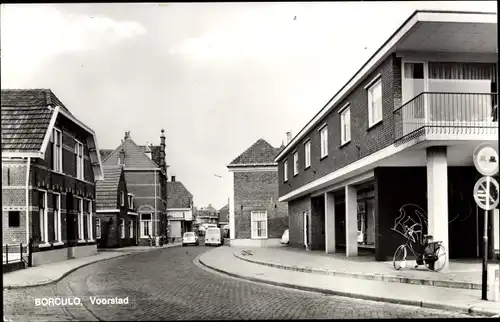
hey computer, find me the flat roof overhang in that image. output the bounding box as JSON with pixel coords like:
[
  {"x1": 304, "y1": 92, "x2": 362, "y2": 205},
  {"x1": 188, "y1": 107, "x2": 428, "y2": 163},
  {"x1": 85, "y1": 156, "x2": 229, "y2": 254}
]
[{"x1": 274, "y1": 11, "x2": 498, "y2": 163}]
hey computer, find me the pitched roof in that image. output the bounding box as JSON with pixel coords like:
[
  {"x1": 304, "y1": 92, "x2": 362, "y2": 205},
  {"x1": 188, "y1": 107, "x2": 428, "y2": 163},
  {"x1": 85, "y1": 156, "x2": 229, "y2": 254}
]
[
  {"x1": 1, "y1": 89, "x2": 72, "y2": 153},
  {"x1": 138, "y1": 144, "x2": 164, "y2": 168},
  {"x1": 1, "y1": 89, "x2": 72, "y2": 114},
  {"x1": 167, "y1": 181, "x2": 193, "y2": 209},
  {"x1": 96, "y1": 165, "x2": 123, "y2": 210},
  {"x1": 102, "y1": 138, "x2": 159, "y2": 168},
  {"x1": 228, "y1": 139, "x2": 279, "y2": 167}
]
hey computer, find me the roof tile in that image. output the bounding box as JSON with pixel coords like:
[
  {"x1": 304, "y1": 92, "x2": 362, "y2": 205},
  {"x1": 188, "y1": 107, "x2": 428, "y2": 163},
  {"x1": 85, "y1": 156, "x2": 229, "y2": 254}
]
[
  {"x1": 228, "y1": 139, "x2": 280, "y2": 166},
  {"x1": 167, "y1": 181, "x2": 193, "y2": 209},
  {"x1": 96, "y1": 165, "x2": 123, "y2": 209}
]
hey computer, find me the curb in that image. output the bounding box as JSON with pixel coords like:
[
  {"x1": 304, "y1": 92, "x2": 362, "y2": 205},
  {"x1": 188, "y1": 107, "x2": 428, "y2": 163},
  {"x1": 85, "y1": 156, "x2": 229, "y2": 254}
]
[
  {"x1": 4, "y1": 244, "x2": 181, "y2": 290},
  {"x1": 198, "y1": 255, "x2": 500, "y2": 318},
  {"x1": 233, "y1": 252, "x2": 481, "y2": 291}
]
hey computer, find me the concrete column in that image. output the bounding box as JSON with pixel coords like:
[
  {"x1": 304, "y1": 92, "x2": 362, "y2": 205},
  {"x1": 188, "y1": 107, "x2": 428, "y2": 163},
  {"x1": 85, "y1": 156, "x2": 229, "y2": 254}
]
[
  {"x1": 345, "y1": 185, "x2": 358, "y2": 257},
  {"x1": 426, "y1": 146, "x2": 449, "y2": 269},
  {"x1": 325, "y1": 191, "x2": 336, "y2": 254}
]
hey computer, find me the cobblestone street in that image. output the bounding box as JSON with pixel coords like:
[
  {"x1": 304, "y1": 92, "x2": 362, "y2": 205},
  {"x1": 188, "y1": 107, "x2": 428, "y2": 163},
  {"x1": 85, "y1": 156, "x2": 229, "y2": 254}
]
[{"x1": 3, "y1": 245, "x2": 478, "y2": 321}]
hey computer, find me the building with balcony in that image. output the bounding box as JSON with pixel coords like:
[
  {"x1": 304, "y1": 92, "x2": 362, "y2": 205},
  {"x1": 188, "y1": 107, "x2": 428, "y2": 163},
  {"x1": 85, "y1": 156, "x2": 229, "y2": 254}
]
[
  {"x1": 195, "y1": 204, "x2": 219, "y2": 226},
  {"x1": 1, "y1": 89, "x2": 104, "y2": 266},
  {"x1": 274, "y1": 11, "x2": 498, "y2": 264}
]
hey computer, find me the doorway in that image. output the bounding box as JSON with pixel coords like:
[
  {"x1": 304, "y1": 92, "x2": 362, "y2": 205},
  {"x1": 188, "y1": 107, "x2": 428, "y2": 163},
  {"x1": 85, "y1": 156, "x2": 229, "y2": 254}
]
[{"x1": 303, "y1": 211, "x2": 310, "y2": 250}]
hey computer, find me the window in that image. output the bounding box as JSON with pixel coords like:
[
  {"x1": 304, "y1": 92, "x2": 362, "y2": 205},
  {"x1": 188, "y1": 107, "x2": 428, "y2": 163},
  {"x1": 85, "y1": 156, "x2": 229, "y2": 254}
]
[
  {"x1": 293, "y1": 151, "x2": 299, "y2": 176},
  {"x1": 87, "y1": 200, "x2": 93, "y2": 240},
  {"x1": 8, "y1": 211, "x2": 20, "y2": 228},
  {"x1": 283, "y1": 160, "x2": 288, "y2": 182},
  {"x1": 76, "y1": 141, "x2": 84, "y2": 180},
  {"x1": 367, "y1": 78, "x2": 382, "y2": 127},
  {"x1": 77, "y1": 197, "x2": 84, "y2": 240},
  {"x1": 251, "y1": 211, "x2": 267, "y2": 239},
  {"x1": 304, "y1": 140, "x2": 311, "y2": 169},
  {"x1": 53, "y1": 193, "x2": 61, "y2": 242},
  {"x1": 320, "y1": 125, "x2": 328, "y2": 158},
  {"x1": 52, "y1": 128, "x2": 62, "y2": 172},
  {"x1": 128, "y1": 195, "x2": 134, "y2": 209},
  {"x1": 140, "y1": 213, "x2": 152, "y2": 238},
  {"x1": 340, "y1": 106, "x2": 351, "y2": 145},
  {"x1": 129, "y1": 220, "x2": 133, "y2": 238},
  {"x1": 96, "y1": 218, "x2": 101, "y2": 239},
  {"x1": 120, "y1": 191, "x2": 125, "y2": 207},
  {"x1": 120, "y1": 219, "x2": 125, "y2": 238},
  {"x1": 39, "y1": 191, "x2": 48, "y2": 242}
]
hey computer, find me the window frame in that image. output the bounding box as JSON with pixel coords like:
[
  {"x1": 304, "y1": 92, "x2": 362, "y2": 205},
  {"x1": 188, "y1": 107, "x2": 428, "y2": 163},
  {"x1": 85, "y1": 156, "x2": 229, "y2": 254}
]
[
  {"x1": 140, "y1": 213, "x2": 152, "y2": 238},
  {"x1": 75, "y1": 140, "x2": 85, "y2": 180},
  {"x1": 120, "y1": 191, "x2": 125, "y2": 207},
  {"x1": 340, "y1": 105, "x2": 351, "y2": 145},
  {"x1": 8, "y1": 211, "x2": 20, "y2": 228},
  {"x1": 319, "y1": 125, "x2": 328, "y2": 159},
  {"x1": 367, "y1": 77, "x2": 383, "y2": 128},
  {"x1": 293, "y1": 150, "x2": 299, "y2": 176},
  {"x1": 39, "y1": 190, "x2": 48, "y2": 243},
  {"x1": 250, "y1": 211, "x2": 268, "y2": 239},
  {"x1": 52, "y1": 128, "x2": 63, "y2": 173},
  {"x1": 283, "y1": 160, "x2": 288, "y2": 182},
  {"x1": 96, "y1": 218, "x2": 101, "y2": 239},
  {"x1": 304, "y1": 140, "x2": 311, "y2": 169},
  {"x1": 87, "y1": 199, "x2": 93, "y2": 241},
  {"x1": 53, "y1": 193, "x2": 62, "y2": 242},
  {"x1": 120, "y1": 219, "x2": 125, "y2": 239},
  {"x1": 129, "y1": 220, "x2": 133, "y2": 238}
]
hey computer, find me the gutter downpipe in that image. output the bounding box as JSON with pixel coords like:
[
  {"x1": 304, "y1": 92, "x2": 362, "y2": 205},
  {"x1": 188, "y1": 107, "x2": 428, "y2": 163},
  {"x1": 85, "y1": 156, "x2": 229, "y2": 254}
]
[
  {"x1": 154, "y1": 170, "x2": 157, "y2": 238},
  {"x1": 25, "y1": 157, "x2": 31, "y2": 245}
]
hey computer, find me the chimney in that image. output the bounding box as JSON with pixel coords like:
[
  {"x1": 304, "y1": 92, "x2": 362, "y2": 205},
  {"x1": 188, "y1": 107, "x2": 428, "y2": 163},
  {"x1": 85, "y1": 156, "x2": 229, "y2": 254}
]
[
  {"x1": 160, "y1": 129, "x2": 166, "y2": 172},
  {"x1": 286, "y1": 131, "x2": 292, "y2": 144},
  {"x1": 171, "y1": 175, "x2": 176, "y2": 182},
  {"x1": 124, "y1": 131, "x2": 130, "y2": 140},
  {"x1": 119, "y1": 148, "x2": 125, "y2": 166}
]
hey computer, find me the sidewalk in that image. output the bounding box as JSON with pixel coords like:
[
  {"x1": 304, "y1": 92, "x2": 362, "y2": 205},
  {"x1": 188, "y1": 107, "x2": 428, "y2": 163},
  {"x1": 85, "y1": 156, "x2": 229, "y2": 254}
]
[
  {"x1": 233, "y1": 246, "x2": 489, "y2": 290},
  {"x1": 197, "y1": 246, "x2": 500, "y2": 317},
  {"x1": 3, "y1": 243, "x2": 181, "y2": 289}
]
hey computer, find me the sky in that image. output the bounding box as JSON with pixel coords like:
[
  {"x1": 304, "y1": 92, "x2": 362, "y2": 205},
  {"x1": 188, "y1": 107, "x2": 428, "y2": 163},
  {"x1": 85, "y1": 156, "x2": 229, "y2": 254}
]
[{"x1": 1, "y1": 1, "x2": 497, "y2": 209}]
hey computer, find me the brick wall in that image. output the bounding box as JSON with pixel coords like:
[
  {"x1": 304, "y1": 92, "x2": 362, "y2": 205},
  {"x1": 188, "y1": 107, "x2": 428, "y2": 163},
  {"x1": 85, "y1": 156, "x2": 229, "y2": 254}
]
[
  {"x1": 288, "y1": 195, "x2": 311, "y2": 248},
  {"x1": 278, "y1": 54, "x2": 401, "y2": 197},
  {"x1": 233, "y1": 170, "x2": 288, "y2": 240}
]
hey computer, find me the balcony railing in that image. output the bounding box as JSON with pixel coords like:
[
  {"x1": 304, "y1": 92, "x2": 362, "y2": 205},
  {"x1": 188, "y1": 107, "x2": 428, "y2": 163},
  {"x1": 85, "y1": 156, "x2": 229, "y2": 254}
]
[{"x1": 394, "y1": 92, "x2": 498, "y2": 144}]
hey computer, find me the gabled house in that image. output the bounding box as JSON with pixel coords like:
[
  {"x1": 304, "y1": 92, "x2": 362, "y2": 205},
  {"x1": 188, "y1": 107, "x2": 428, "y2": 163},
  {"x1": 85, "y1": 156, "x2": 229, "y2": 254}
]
[
  {"x1": 1, "y1": 89, "x2": 104, "y2": 266},
  {"x1": 274, "y1": 10, "x2": 498, "y2": 263},
  {"x1": 218, "y1": 204, "x2": 229, "y2": 228},
  {"x1": 101, "y1": 131, "x2": 168, "y2": 246},
  {"x1": 166, "y1": 176, "x2": 194, "y2": 239},
  {"x1": 227, "y1": 138, "x2": 289, "y2": 247},
  {"x1": 196, "y1": 204, "x2": 218, "y2": 226},
  {"x1": 95, "y1": 165, "x2": 138, "y2": 248}
]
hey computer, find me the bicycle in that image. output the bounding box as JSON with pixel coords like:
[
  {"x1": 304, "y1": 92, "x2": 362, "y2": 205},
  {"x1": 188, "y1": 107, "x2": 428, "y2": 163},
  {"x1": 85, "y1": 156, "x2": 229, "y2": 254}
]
[{"x1": 392, "y1": 229, "x2": 447, "y2": 272}]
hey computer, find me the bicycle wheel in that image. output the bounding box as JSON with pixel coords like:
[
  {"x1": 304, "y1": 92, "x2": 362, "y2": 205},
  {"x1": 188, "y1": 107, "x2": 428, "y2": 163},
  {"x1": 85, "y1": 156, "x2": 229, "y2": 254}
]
[
  {"x1": 425, "y1": 245, "x2": 447, "y2": 272},
  {"x1": 393, "y1": 245, "x2": 407, "y2": 270}
]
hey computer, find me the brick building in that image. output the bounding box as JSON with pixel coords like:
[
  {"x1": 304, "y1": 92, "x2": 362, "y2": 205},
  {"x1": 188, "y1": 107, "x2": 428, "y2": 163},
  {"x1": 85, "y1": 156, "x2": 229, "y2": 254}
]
[
  {"x1": 218, "y1": 204, "x2": 229, "y2": 228},
  {"x1": 1, "y1": 89, "x2": 104, "y2": 266},
  {"x1": 101, "y1": 131, "x2": 168, "y2": 246},
  {"x1": 274, "y1": 11, "x2": 498, "y2": 264},
  {"x1": 95, "y1": 165, "x2": 139, "y2": 248},
  {"x1": 166, "y1": 176, "x2": 194, "y2": 239},
  {"x1": 227, "y1": 139, "x2": 289, "y2": 247}
]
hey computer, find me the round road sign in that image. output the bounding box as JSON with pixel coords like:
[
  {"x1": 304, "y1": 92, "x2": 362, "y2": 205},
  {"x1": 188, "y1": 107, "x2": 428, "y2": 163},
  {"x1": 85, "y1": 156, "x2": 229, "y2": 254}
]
[
  {"x1": 473, "y1": 176, "x2": 500, "y2": 211},
  {"x1": 473, "y1": 143, "x2": 499, "y2": 177}
]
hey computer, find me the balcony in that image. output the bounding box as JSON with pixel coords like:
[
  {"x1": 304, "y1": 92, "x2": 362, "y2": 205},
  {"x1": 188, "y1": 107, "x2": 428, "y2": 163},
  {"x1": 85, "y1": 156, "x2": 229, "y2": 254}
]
[{"x1": 394, "y1": 92, "x2": 498, "y2": 145}]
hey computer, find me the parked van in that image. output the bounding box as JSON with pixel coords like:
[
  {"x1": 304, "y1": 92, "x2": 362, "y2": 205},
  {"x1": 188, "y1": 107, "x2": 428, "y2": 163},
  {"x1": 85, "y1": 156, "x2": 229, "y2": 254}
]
[{"x1": 205, "y1": 227, "x2": 223, "y2": 246}]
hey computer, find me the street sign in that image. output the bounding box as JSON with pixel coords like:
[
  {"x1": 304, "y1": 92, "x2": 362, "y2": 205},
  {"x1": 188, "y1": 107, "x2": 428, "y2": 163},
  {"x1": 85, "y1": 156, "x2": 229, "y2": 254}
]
[
  {"x1": 473, "y1": 143, "x2": 499, "y2": 177},
  {"x1": 474, "y1": 176, "x2": 500, "y2": 211}
]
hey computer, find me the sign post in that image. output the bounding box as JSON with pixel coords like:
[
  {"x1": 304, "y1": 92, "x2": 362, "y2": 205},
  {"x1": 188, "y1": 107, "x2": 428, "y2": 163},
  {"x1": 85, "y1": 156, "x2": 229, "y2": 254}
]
[{"x1": 473, "y1": 143, "x2": 499, "y2": 301}]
